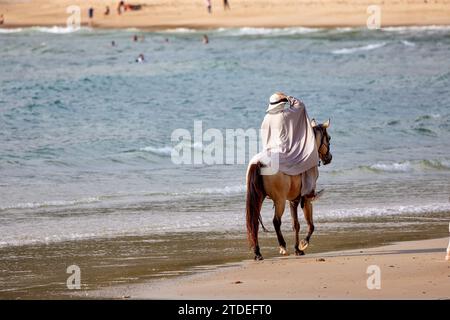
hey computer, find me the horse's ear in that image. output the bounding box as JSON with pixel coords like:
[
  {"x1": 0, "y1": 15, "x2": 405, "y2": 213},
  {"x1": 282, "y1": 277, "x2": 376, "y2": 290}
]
[
  {"x1": 311, "y1": 119, "x2": 317, "y2": 128},
  {"x1": 322, "y1": 118, "x2": 331, "y2": 128}
]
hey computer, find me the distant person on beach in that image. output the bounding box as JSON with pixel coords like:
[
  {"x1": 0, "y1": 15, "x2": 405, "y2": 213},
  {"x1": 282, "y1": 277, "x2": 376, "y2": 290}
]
[
  {"x1": 203, "y1": 34, "x2": 209, "y2": 44},
  {"x1": 0, "y1": 14, "x2": 4, "y2": 25},
  {"x1": 205, "y1": 0, "x2": 212, "y2": 14},
  {"x1": 88, "y1": 7, "x2": 94, "y2": 26},
  {"x1": 223, "y1": 0, "x2": 230, "y2": 10},
  {"x1": 136, "y1": 54, "x2": 145, "y2": 63},
  {"x1": 118, "y1": 1, "x2": 125, "y2": 15},
  {"x1": 104, "y1": 6, "x2": 110, "y2": 16},
  {"x1": 133, "y1": 34, "x2": 138, "y2": 42}
]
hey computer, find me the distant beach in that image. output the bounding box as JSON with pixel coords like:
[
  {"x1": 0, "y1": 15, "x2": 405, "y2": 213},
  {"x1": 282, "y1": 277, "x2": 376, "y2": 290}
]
[{"x1": 1, "y1": 0, "x2": 450, "y2": 29}]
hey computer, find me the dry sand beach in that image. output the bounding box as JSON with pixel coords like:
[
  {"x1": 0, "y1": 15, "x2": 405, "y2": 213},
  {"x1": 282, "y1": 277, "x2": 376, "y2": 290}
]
[
  {"x1": 83, "y1": 237, "x2": 450, "y2": 299},
  {"x1": 1, "y1": 0, "x2": 450, "y2": 29}
]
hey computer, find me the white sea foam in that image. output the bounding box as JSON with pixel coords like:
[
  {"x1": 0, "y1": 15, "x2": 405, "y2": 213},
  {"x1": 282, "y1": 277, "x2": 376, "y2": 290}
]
[
  {"x1": 1, "y1": 201, "x2": 448, "y2": 248},
  {"x1": 0, "y1": 28, "x2": 23, "y2": 33},
  {"x1": 332, "y1": 42, "x2": 386, "y2": 54},
  {"x1": 160, "y1": 27, "x2": 323, "y2": 36},
  {"x1": 192, "y1": 185, "x2": 245, "y2": 195},
  {"x1": 0, "y1": 26, "x2": 92, "y2": 34},
  {"x1": 139, "y1": 142, "x2": 203, "y2": 156},
  {"x1": 382, "y1": 25, "x2": 450, "y2": 33},
  {"x1": 139, "y1": 145, "x2": 173, "y2": 156},
  {"x1": 368, "y1": 159, "x2": 450, "y2": 173},
  {"x1": 0, "y1": 197, "x2": 100, "y2": 211},
  {"x1": 369, "y1": 161, "x2": 412, "y2": 172},
  {"x1": 221, "y1": 27, "x2": 322, "y2": 36},
  {"x1": 332, "y1": 159, "x2": 450, "y2": 175},
  {"x1": 401, "y1": 40, "x2": 416, "y2": 47},
  {"x1": 161, "y1": 28, "x2": 197, "y2": 33},
  {"x1": 334, "y1": 27, "x2": 360, "y2": 32},
  {"x1": 31, "y1": 26, "x2": 87, "y2": 34},
  {"x1": 321, "y1": 202, "x2": 450, "y2": 219}
]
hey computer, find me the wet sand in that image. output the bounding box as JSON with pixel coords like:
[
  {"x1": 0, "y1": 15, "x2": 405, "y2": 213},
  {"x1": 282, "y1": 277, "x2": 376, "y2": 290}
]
[
  {"x1": 1, "y1": 0, "x2": 450, "y2": 29},
  {"x1": 0, "y1": 212, "x2": 448, "y2": 299},
  {"x1": 88, "y1": 237, "x2": 450, "y2": 300}
]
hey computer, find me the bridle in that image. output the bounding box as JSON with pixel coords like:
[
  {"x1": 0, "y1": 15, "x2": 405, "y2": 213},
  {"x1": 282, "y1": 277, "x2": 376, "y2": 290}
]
[{"x1": 315, "y1": 126, "x2": 330, "y2": 166}]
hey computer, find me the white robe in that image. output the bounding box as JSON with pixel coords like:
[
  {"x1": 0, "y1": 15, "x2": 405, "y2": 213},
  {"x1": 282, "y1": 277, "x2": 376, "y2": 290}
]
[{"x1": 249, "y1": 96, "x2": 319, "y2": 196}]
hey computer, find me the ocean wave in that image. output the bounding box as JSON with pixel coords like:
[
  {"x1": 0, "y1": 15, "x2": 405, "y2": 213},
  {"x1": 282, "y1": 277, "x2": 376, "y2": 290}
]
[
  {"x1": 215, "y1": 27, "x2": 322, "y2": 36},
  {"x1": 139, "y1": 145, "x2": 173, "y2": 156},
  {"x1": 160, "y1": 28, "x2": 197, "y2": 33},
  {"x1": 332, "y1": 42, "x2": 386, "y2": 54},
  {"x1": 415, "y1": 114, "x2": 441, "y2": 121},
  {"x1": 191, "y1": 185, "x2": 245, "y2": 195},
  {"x1": 322, "y1": 202, "x2": 450, "y2": 219},
  {"x1": 138, "y1": 142, "x2": 203, "y2": 157},
  {"x1": 401, "y1": 40, "x2": 415, "y2": 47},
  {"x1": 159, "y1": 27, "x2": 323, "y2": 36},
  {"x1": 382, "y1": 25, "x2": 450, "y2": 33},
  {"x1": 369, "y1": 161, "x2": 413, "y2": 172},
  {"x1": 0, "y1": 197, "x2": 100, "y2": 211},
  {"x1": 124, "y1": 27, "x2": 142, "y2": 32},
  {"x1": 0, "y1": 28, "x2": 23, "y2": 33},
  {"x1": 331, "y1": 159, "x2": 450, "y2": 175},
  {"x1": 31, "y1": 26, "x2": 87, "y2": 34},
  {"x1": 1, "y1": 201, "x2": 448, "y2": 248},
  {"x1": 368, "y1": 159, "x2": 450, "y2": 173},
  {"x1": 0, "y1": 26, "x2": 92, "y2": 34},
  {"x1": 413, "y1": 127, "x2": 437, "y2": 136},
  {"x1": 420, "y1": 159, "x2": 450, "y2": 170}
]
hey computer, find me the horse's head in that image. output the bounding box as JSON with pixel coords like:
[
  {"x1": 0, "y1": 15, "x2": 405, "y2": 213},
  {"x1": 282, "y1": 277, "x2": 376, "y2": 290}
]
[{"x1": 311, "y1": 118, "x2": 332, "y2": 165}]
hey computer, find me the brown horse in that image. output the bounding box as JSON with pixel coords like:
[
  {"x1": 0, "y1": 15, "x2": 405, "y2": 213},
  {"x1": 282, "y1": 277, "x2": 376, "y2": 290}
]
[{"x1": 246, "y1": 119, "x2": 332, "y2": 260}]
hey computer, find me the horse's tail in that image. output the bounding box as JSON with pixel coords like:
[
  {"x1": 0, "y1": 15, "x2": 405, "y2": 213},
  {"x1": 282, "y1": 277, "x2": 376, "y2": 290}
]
[{"x1": 246, "y1": 162, "x2": 266, "y2": 249}]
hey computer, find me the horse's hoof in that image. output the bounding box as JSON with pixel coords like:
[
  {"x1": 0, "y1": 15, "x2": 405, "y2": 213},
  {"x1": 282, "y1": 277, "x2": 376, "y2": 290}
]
[
  {"x1": 279, "y1": 246, "x2": 289, "y2": 256},
  {"x1": 295, "y1": 250, "x2": 305, "y2": 256},
  {"x1": 299, "y1": 239, "x2": 309, "y2": 251},
  {"x1": 254, "y1": 255, "x2": 264, "y2": 261}
]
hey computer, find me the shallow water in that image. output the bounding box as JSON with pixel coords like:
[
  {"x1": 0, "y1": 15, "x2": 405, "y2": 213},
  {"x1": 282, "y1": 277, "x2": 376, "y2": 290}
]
[{"x1": 0, "y1": 26, "x2": 449, "y2": 297}]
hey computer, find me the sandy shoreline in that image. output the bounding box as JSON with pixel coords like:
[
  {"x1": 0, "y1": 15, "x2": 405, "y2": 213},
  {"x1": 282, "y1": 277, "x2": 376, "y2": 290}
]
[
  {"x1": 83, "y1": 237, "x2": 450, "y2": 299},
  {"x1": 1, "y1": 0, "x2": 450, "y2": 29}
]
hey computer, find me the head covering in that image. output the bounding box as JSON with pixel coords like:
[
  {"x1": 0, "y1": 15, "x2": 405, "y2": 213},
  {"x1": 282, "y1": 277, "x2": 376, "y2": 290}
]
[{"x1": 266, "y1": 93, "x2": 288, "y2": 113}]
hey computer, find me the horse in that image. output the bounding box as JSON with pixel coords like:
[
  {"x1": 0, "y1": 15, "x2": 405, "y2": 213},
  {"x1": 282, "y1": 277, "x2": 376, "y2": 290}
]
[{"x1": 246, "y1": 119, "x2": 332, "y2": 260}]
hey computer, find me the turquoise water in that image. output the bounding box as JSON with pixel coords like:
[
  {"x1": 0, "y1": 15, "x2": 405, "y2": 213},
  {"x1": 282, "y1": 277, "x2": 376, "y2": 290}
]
[{"x1": 1, "y1": 26, "x2": 450, "y2": 248}]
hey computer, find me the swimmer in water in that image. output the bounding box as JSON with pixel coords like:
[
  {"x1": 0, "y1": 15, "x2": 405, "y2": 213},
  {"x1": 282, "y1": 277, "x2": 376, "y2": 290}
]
[
  {"x1": 136, "y1": 54, "x2": 145, "y2": 63},
  {"x1": 203, "y1": 34, "x2": 209, "y2": 44}
]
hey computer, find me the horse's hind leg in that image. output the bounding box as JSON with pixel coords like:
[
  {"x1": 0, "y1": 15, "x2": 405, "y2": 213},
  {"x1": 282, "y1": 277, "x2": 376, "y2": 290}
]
[
  {"x1": 300, "y1": 197, "x2": 315, "y2": 251},
  {"x1": 289, "y1": 199, "x2": 304, "y2": 256},
  {"x1": 273, "y1": 200, "x2": 288, "y2": 255}
]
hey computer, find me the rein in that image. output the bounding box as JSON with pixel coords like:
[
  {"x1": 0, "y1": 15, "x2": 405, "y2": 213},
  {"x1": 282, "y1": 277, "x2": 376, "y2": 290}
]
[{"x1": 315, "y1": 126, "x2": 328, "y2": 167}]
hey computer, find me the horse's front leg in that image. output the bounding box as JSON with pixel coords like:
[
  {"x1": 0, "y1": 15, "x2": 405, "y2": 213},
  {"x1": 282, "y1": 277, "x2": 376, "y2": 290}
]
[
  {"x1": 300, "y1": 197, "x2": 315, "y2": 251},
  {"x1": 273, "y1": 200, "x2": 288, "y2": 255},
  {"x1": 289, "y1": 199, "x2": 303, "y2": 256}
]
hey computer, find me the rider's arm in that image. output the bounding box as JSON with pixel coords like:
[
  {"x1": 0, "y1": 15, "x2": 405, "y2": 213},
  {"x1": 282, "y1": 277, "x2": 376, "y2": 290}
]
[{"x1": 286, "y1": 96, "x2": 306, "y2": 111}]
